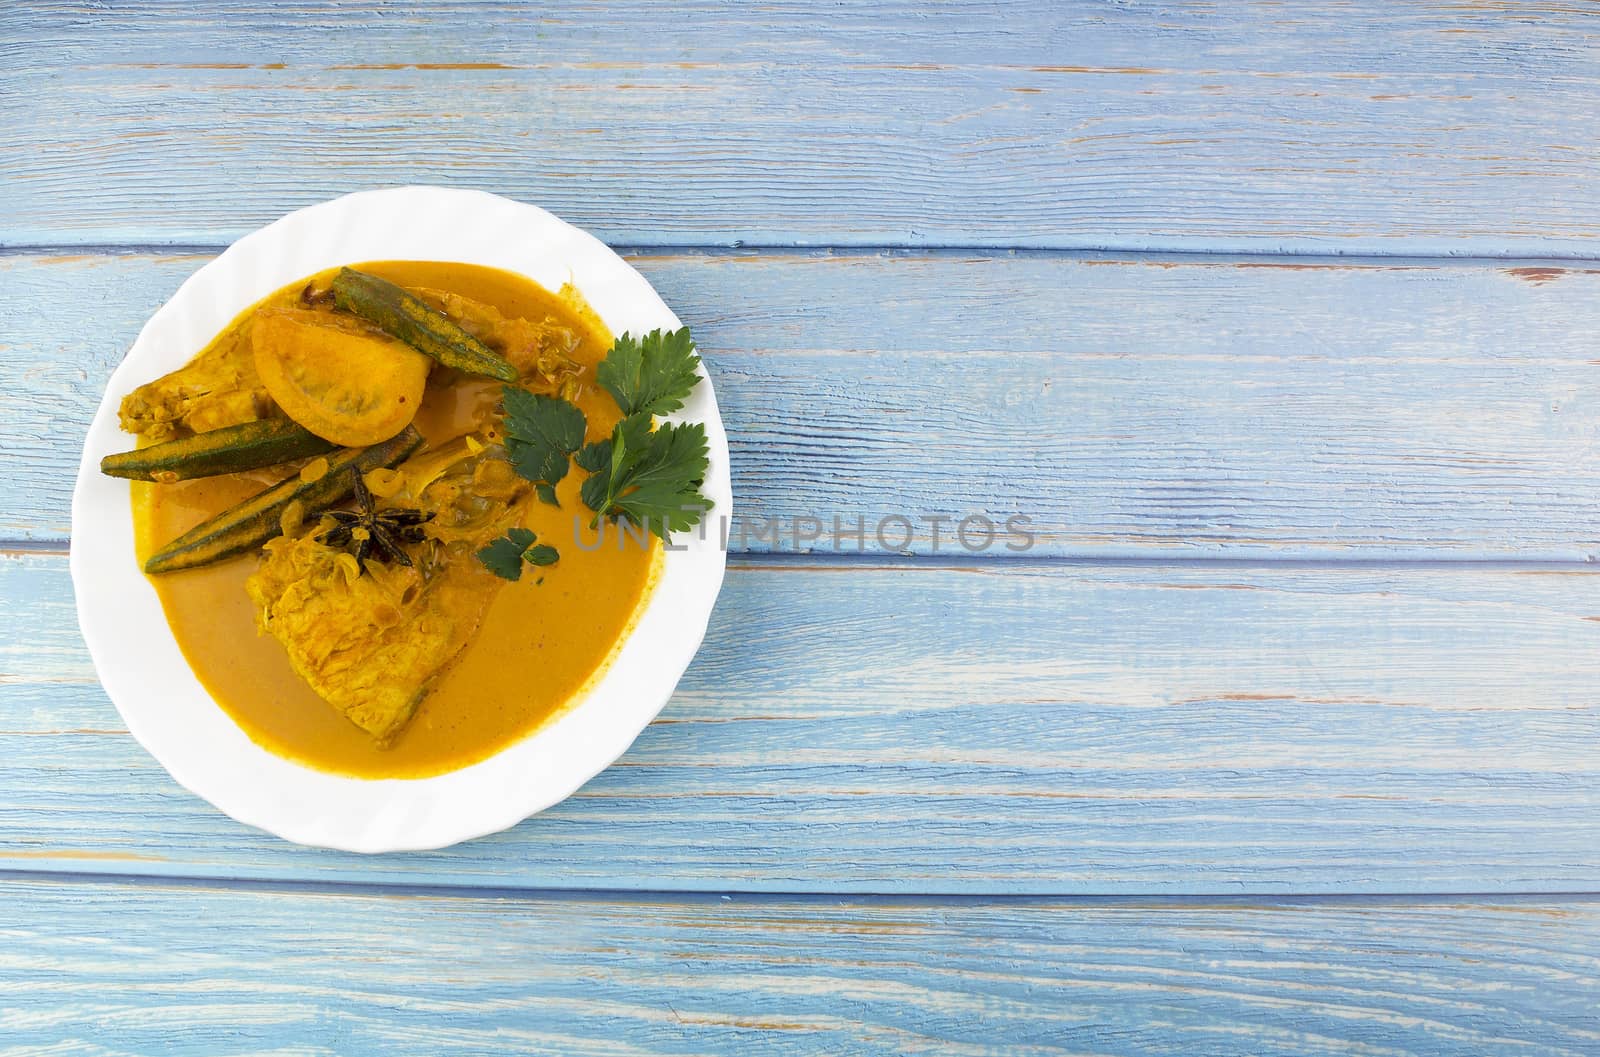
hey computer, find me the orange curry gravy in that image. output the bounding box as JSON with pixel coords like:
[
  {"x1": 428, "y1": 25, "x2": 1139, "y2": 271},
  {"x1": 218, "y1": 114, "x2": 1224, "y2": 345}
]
[{"x1": 132, "y1": 261, "x2": 660, "y2": 778}]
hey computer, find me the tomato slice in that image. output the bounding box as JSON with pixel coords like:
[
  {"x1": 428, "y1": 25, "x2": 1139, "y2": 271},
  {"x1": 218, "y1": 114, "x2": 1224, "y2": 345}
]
[{"x1": 251, "y1": 308, "x2": 430, "y2": 447}]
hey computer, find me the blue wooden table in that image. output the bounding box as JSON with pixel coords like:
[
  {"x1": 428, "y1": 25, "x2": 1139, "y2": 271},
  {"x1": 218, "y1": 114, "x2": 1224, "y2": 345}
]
[{"x1": 5, "y1": 3, "x2": 1600, "y2": 1053}]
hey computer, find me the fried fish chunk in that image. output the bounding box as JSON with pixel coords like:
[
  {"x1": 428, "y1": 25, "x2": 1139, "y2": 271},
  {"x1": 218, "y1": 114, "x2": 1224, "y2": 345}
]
[
  {"x1": 246, "y1": 539, "x2": 458, "y2": 741},
  {"x1": 246, "y1": 442, "x2": 527, "y2": 743},
  {"x1": 119, "y1": 323, "x2": 273, "y2": 441}
]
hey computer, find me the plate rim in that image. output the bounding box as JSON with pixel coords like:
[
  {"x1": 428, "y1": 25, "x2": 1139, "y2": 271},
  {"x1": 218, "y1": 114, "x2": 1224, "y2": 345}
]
[{"x1": 68, "y1": 186, "x2": 732, "y2": 853}]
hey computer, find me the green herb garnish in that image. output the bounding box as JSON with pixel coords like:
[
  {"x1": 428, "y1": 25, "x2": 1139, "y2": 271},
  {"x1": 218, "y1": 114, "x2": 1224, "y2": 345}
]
[
  {"x1": 476, "y1": 527, "x2": 559, "y2": 581},
  {"x1": 578, "y1": 414, "x2": 711, "y2": 539},
  {"x1": 502, "y1": 388, "x2": 586, "y2": 490},
  {"x1": 493, "y1": 326, "x2": 712, "y2": 551},
  {"x1": 595, "y1": 328, "x2": 701, "y2": 417}
]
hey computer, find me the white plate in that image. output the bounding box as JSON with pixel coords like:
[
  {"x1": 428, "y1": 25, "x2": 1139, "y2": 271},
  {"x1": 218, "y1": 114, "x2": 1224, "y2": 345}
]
[{"x1": 70, "y1": 187, "x2": 731, "y2": 853}]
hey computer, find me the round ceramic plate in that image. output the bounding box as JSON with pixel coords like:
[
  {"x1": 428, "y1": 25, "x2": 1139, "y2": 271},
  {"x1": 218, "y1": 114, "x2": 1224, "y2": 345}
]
[{"x1": 70, "y1": 187, "x2": 732, "y2": 853}]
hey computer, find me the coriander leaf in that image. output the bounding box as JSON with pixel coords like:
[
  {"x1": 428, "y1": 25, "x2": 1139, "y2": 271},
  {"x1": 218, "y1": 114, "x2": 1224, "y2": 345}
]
[
  {"x1": 524, "y1": 543, "x2": 560, "y2": 566},
  {"x1": 534, "y1": 483, "x2": 560, "y2": 507},
  {"x1": 579, "y1": 412, "x2": 650, "y2": 516},
  {"x1": 476, "y1": 527, "x2": 560, "y2": 580},
  {"x1": 477, "y1": 526, "x2": 538, "y2": 581},
  {"x1": 574, "y1": 439, "x2": 610, "y2": 474},
  {"x1": 579, "y1": 458, "x2": 612, "y2": 517},
  {"x1": 596, "y1": 328, "x2": 701, "y2": 417},
  {"x1": 582, "y1": 417, "x2": 712, "y2": 540},
  {"x1": 502, "y1": 387, "x2": 586, "y2": 486}
]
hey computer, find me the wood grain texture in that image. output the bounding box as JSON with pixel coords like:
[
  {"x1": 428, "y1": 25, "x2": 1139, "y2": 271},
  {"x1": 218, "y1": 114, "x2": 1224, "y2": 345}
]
[
  {"x1": 2, "y1": 878, "x2": 1598, "y2": 1057},
  {"x1": 11, "y1": 252, "x2": 1600, "y2": 558},
  {"x1": 11, "y1": 2, "x2": 1600, "y2": 1044},
  {"x1": 7, "y1": 549, "x2": 1600, "y2": 894},
  {"x1": 7, "y1": 1, "x2": 1600, "y2": 253}
]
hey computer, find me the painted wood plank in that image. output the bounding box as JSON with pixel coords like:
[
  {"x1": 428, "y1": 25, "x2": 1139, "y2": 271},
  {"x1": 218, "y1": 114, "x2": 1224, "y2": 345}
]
[
  {"x1": 9, "y1": 251, "x2": 1600, "y2": 559},
  {"x1": 6, "y1": 549, "x2": 1600, "y2": 894},
  {"x1": 2, "y1": 878, "x2": 1598, "y2": 1057},
  {"x1": 7, "y1": 1, "x2": 1600, "y2": 254}
]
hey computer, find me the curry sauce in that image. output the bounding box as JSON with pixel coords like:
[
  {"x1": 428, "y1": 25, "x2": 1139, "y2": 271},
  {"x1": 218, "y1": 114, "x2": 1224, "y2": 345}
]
[{"x1": 130, "y1": 262, "x2": 660, "y2": 778}]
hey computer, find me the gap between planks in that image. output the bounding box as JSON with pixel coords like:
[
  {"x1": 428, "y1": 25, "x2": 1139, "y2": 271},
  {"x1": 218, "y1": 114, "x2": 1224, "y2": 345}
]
[
  {"x1": 8, "y1": 242, "x2": 1600, "y2": 269},
  {"x1": 3, "y1": 867, "x2": 1599, "y2": 906}
]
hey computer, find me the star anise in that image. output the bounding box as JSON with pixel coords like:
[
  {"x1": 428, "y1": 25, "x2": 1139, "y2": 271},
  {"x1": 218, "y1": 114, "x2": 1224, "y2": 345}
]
[{"x1": 318, "y1": 468, "x2": 434, "y2": 573}]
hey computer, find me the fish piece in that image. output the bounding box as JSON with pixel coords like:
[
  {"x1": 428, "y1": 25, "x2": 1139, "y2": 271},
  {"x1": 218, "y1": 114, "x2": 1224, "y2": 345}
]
[
  {"x1": 119, "y1": 323, "x2": 272, "y2": 440},
  {"x1": 246, "y1": 441, "x2": 527, "y2": 743},
  {"x1": 247, "y1": 534, "x2": 472, "y2": 741}
]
